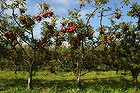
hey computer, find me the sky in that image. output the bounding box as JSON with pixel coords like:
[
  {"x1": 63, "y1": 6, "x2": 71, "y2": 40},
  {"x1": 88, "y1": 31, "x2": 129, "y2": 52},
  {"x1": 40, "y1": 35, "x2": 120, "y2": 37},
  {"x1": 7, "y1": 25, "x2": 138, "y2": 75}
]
[{"x1": 5, "y1": 0, "x2": 140, "y2": 38}]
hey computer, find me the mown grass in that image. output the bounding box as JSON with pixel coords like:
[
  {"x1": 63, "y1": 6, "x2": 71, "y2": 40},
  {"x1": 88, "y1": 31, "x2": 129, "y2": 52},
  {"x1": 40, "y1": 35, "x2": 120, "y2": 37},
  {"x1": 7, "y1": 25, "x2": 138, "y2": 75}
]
[{"x1": 0, "y1": 70, "x2": 140, "y2": 93}]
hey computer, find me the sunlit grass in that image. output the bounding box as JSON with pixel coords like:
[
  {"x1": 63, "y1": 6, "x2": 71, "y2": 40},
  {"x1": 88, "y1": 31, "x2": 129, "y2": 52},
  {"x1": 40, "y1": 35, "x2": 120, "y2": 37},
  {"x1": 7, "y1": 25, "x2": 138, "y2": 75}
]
[{"x1": 0, "y1": 70, "x2": 140, "y2": 93}]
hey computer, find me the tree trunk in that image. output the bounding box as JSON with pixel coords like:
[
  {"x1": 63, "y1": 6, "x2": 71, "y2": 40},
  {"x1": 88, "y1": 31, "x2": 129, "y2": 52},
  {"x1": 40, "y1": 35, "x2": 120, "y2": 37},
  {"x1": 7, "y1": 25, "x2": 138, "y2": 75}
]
[
  {"x1": 27, "y1": 67, "x2": 33, "y2": 90},
  {"x1": 131, "y1": 69, "x2": 139, "y2": 92},
  {"x1": 133, "y1": 76, "x2": 138, "y2": 92},
  {"x1": 76, "y1": 61, "x2": 81, "y2": 88}
]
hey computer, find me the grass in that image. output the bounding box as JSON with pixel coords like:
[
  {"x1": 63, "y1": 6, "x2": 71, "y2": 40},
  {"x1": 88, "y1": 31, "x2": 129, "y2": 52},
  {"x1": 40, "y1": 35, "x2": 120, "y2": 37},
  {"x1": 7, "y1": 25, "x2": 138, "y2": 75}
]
[{"x1": 0, "y1": 70, "x2": 140, "y2": 93}]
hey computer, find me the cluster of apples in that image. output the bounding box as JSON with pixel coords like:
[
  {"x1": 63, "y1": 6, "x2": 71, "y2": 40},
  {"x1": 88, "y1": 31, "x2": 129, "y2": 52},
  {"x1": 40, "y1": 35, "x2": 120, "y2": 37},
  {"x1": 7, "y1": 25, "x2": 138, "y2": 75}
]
[
  {"x1": 19, "y1": 16, "x2": 26, "y2": 24},
  {"x1": 76, "y1": 32, "x2": 93, "y2": 41},
  {"x1": 3, "y1": 31, "x2": 16, "y2": 42},
  {"x1": 19, "y1": 15, "x2": 35, "y2": 30},
  {"x1": 59, "y1": 26, "x2": 76, "y2": 33},
  {"x1": 35, "y1": 4, "x2": 53, "y2": 21},
  {"x1": 122, "y1": 23, "x2": 129, "y2": 31},
  {"x1": 62, "y1": 54, "x2": 71, "y2": 62},
  {"x1": 100, "y1": 31, "x2": 121, "y2": 46},
  {"x1": 107, "y1": 35, "x2": 114, "y2": 41},
  {"x1": 38, "y1": 38, "x2": 46, "y2": 45},
  {"x1": 86, "y1": 32, "x2": 94, "y2": 40},
  {"x1": 100, "y1": 29, "x2": 105, "y2": 35},
  {"x1": 101, "y1": 40, "x2": 107, "y2": 46},
  {"x1": 69, "y1": 36, "x2": 81, "y2": 49},
  {"x1": 115, "y1": 31, "x2": 121, "y2": 38}
]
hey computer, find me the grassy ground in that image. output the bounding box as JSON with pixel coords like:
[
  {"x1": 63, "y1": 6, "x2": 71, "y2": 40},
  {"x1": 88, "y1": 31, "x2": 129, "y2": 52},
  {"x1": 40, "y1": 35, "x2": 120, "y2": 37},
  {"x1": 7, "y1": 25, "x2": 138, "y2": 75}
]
[{"x1": 0, "y1": 70, "x2": 140, "y2": 93}]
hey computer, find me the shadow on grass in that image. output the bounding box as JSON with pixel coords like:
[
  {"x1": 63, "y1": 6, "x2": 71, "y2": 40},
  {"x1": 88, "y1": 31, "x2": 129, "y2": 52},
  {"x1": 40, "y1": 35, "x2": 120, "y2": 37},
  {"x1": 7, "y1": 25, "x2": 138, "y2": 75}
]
[
  {"x1": 0, "y1": 78, "x2": 27, "y2": 91},
  {"x1": 0, "y1": 76, "x2": 139, "y2": 92}
]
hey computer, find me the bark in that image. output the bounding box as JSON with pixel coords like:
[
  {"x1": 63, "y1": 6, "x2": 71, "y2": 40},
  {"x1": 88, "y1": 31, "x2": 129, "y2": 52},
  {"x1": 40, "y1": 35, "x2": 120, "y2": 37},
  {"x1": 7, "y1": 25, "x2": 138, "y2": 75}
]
[
  {"x1": 76, "y1": 61, "x2": 81, "y2": 88},
  {"x1": 27, "y1": 46, "x2": 36, "y2": 90},
  {"x1": 27, "y1": 67, "x2": 33, "y2": 90},
  {"x1": 133, "y1": 76, "x2": 138, "y2": 92},
  {"x1": 131, "y1": 69, "x2": 139, "y2": 92},
  {"x1": 14, "y1": 69, "x2": 17, "y2": 74}
]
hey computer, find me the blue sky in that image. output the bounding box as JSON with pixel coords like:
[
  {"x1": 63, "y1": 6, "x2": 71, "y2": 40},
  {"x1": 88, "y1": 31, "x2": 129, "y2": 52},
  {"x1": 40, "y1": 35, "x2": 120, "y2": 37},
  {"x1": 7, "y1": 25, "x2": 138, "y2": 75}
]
[{"x1": 5, "y1": 0, "x2": 140, "y2": 38}]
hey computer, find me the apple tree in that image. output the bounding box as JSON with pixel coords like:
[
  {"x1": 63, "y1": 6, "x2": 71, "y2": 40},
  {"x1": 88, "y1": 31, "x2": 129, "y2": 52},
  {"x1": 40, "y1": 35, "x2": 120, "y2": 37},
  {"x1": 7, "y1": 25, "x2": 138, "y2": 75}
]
[
  {"x1": 0, "y1": 0, "x2": 58, "y2": 89},
  {"x1": 97, "y1": 1, "x2": 140, "y2": 91},
  {"x1": 78, "y1": 0, "x2": 140, "y2": 91},
  {"x1": 55, "y1": 0, "x2": 112, "y2": 88}
]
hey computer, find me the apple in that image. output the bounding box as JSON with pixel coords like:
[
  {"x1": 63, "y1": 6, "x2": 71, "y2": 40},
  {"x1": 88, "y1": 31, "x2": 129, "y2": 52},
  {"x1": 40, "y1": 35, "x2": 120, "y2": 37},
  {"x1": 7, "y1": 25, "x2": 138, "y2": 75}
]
[
  {"x1": 77, "y1": 34, "x2": 84, "y2": 40},
  {"x1": 59, "y1": 28, "x2": 66, "y2": 33},
  {"x1": 49, "y1": 30, "x2": 54, "y2": 34},
  {"x1": 107, "y1": 36, "x2": 113, "y2": 41},
  {"x1": 12, "y1": 41, "x2": 18, "y2": 46},
  {"x1": 101, "y1": 40, "x2": 107, "y2": 46},
  {"x1": 39, "y1": 38, "x2": 46, "y2": 44},
  {"x1": 19, "y1": 16, "x2": 26, "y2": 24},
  {"x1": 44, "y1": 4, "x2": 49, "y2": 10},
  {"x1": 100, "y1": 29, "x2": 105, "y2": 34},
  {"x1": 3, "y1": 31, "x2": 9, "y2": 37},
  {"x1": 47, "y1": 11, "x2": 53, "y2": 17},
  {"x1": 66, "y1": 26, "x2": 76, "y2": 33},
  {"x1": 68, "y1": 54, "x2": 71, "y2": 58},
  {"x1": 115, "y1": 13, "x2": 121, "y2": 19},
  {"x1": 19, "y1": 8, "x2": 25, "y2": 13},
  {"x1": 42, "y1": 12, "x2": 48, "y2": 18},
  {"x1": 115, "y1": 32, "x2": 121, "y2": 38},
  {"x1": 122, "y1": 24, "x2": 128, "y2": 31},
  {"x1": 35, "y1": 15, "x2": 42, "y2": 21}
]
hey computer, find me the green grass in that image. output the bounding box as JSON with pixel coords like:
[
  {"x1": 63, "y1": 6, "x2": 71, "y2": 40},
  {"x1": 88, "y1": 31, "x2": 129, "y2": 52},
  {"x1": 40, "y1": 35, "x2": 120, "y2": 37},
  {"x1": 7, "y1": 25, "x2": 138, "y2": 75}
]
[{"x1": 0, "y1": 70, "x2": 140, "y2": 93}]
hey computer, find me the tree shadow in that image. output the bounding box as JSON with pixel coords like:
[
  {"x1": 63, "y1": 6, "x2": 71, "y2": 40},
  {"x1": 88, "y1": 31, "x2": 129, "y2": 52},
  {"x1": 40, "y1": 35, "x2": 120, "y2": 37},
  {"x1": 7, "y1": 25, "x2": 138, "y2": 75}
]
[
  {"x1": 81, "y1": 77, "x2": 134, "y2": 92},
  {"x1": 0, "y1": 78, "x2": 27, "y2": 91},
  {"x1": 1, "y1": 75, "x2": 139, "y2": 92}
]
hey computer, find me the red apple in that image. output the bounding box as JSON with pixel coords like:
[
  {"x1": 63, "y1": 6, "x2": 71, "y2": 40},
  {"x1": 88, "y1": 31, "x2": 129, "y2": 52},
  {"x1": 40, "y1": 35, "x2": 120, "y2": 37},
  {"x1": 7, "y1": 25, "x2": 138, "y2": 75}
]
[
  {"x1": 42, "y1": 12, "x2": 48, "y2": 18},
  {"x1": 115, "y1": 13, "x2": 121, "y2": 19},
  {"x1": 122, "y1": 24, "x2": 128, "y2": 31},
  {"x1": 66, "y1": 26, "x2": 76, "y2": 33},
  {"x1": 49, "y1": 30, "x2": 54, "y2": 34},
  {"x1": 115, "y1": 32, "x2": 121, "y2": 38},
  {"x1": 59, "y1": 28, "x2": 66, "y2": 33},
  {"x1": 68, "y1": 54, "x2": 71, "y2": 58},
  {"x1": 77, "y1": 34, "x2": 84, "y2": 40},
  {"x1": 44, "y1": 4, "x2": 49, "y2": 10},
  {"x1": 3, "y1": 31, "x2": 9, "y2": 37},
  {"x1": 107, "y1": 36, "x2": 113, "y2": 41},
  {"x1": 19, "y1": 8, "x2": 25, "y2": 13},
  {"x1": 100, "y1": 30, "x2": 105, "y2": 34},
  {"x1": 101, "y1": 40, "x2": 107, "y2": 46},
  {"x1": 19, "y1": 16, "x2": 26, "y2": 24},
  {"x1": 35, "y1": 15, "x2": 42, "y2": 21}
]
